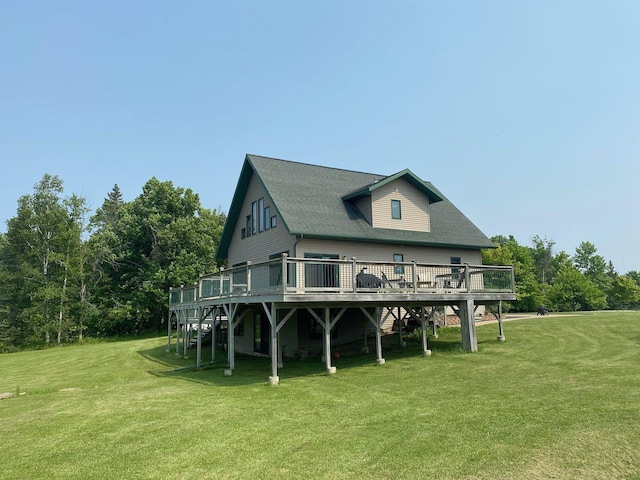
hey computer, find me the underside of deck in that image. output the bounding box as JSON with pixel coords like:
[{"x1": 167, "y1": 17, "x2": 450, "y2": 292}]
[{"x1": 168, "y1": 258, "x2": 515, "y2": 384}]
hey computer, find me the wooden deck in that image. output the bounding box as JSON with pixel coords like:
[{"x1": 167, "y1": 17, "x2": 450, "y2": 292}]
[{"x1": 168, "y1": 257, "x2": 515, "y2": 384}]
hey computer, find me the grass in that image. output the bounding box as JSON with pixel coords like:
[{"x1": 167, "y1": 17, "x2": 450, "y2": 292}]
[{"x1": 1, "y1": 311, "x2": 639, "y2": 479}]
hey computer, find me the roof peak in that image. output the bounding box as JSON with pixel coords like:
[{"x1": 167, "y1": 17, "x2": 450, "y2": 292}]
[{"x1": 246, "y1": 154, "x2": 384, "y2": 178}]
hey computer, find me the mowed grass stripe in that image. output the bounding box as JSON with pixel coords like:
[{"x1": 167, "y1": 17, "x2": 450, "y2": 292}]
[{"x1": 1, "y1": 312, "x2": 639, "y2": 479}]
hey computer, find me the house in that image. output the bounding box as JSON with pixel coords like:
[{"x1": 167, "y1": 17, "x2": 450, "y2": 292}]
[{"x1": 169, "y1": 154, "x2": 515, "y2": 384}]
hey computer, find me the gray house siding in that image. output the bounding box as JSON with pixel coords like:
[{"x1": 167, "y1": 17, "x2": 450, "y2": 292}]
[
  {"x1": 371, "y1": 178, "x2": 430, "y2": 232},
  {"x1": 296, "y1": 237, "x2": 481, "y2": 266},
  {"x1": 227, "y1": 173, "x2": 296, "y2": 267}
]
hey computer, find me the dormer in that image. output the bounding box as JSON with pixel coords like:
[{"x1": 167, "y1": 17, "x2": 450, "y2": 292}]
[{"x1": 343, "y1": 169, "x2": 443, "y2": 233}]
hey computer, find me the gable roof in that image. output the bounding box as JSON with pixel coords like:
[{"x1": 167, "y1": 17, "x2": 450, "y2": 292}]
[
  {"x1": 216, "y1": 154, "x2": 495, "y2": 260},
  {"x1": 342, "y1": 169, "x2": 444, "y2": 204}
]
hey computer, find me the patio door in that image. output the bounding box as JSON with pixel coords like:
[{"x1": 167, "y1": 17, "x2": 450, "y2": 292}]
[
  {"x1": 253, "y1": 312, "x2": 269, "y2": 354},
  {"x1": 304, "y1": 253, "x2": 340, "y2": 289}
]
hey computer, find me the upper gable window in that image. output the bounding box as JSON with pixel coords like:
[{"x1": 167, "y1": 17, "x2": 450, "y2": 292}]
[
  {"x1": 252, "y1": 201, "x2": 258, "y2": 234},
  {"x1": 243, "y1": 199, "x2": 276, "y2": 239},
  {"x1": 391, "y1": 199, "x2": 402, "y2": 219},
  {"x1": 264, "y1": 206, "x2": 271, "y2": 231}
]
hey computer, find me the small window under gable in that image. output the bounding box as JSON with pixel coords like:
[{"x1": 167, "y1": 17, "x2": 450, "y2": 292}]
[
  {"x1": 264, "y1": 206, "x2": 271, "y2": 230},
  {"x1": 393, "y1": 253, "x2": 404, "y2": 274},
  {"x1": 391, "y1": 199, "x2": 402, "y2": 219}
]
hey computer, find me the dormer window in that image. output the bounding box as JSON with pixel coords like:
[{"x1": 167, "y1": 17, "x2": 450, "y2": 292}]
[{"x1": 391, "y1": 199, "x2": 402, "y2": 219}]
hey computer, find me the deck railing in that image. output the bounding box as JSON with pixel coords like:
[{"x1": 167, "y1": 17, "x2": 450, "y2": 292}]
[{"x1": 169, "y1": 256, "x2": 515, "y2": 306}]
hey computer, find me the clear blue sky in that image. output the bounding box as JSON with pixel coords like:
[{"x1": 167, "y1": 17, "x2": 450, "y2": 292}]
[{"x1": 2, "y1": 1, "x2": 639, "y2": 272}]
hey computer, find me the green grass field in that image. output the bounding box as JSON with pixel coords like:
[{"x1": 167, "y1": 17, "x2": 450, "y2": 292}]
[{"x1": 1, "y1": 312, "x2": 639, "y2": 479}]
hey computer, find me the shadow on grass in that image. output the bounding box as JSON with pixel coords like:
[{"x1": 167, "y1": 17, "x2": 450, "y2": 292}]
[{"x1": 137, "y1": 330, "x2": 481, "y2": 387}]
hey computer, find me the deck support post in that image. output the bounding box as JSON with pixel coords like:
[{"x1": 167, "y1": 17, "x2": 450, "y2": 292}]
[
  {"x1": 175, "y1": 313, "x2": 181, "y2": 356},
  {"x1": 497, "y1": 301, "x2": 505, "y2": 341},
  {"x1": 222, "y1": 303, "x2": 238, "y2": 376},
  {"x1": 166, "y1": 313, "x2": 172, "y2": 352},
  {"x1": 212, "y1": 309, "x2": 217, "y2": 363},
  {"x1": 268, "y1": 303, "x2": 279, "y2": 385},
  {"x1": 421, "y1": 307, "x2": 432, "y2": 356},
  {"x1": 375, "y1": 307, "x2": 384, "y2": 365},
  {"x1": 324, "y1": 307, "x2": 336, "y2": 374},
  {"x1": 397, "y1": 307, "x2": 406, "y2": 348},
  {"x1": 459, "y1": 299, "x2": 478, "y2": 352},
  {"x1": 360, "y1": 307, "x2": 388, "y2": 365},
  {"x1": 183, "y1": 319, "x2": 188, "y2": 358},
  {"x1": 196, "y1": 314, "x2": 203, "y2": 369},
  {"x1": 432, "y1": 307, "x2": 438, "y2": 337}
]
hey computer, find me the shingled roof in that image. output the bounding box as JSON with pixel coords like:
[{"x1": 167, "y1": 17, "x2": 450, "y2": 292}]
[{"x1": 216, "y1": 154, "x2": 495, "y2": 260}]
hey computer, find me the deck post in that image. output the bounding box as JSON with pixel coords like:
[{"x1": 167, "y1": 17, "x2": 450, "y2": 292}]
[
  {"x1": 246, "y1": 261, "x2": 252, "y2": 294},
  {"x1": 375, "y1": 307, "x2": 385, "y2": 365},
  {"x1": 431, "y1": 307, "x2": 438, "y2": 337},
  {"x1": 398, "y1": 307, "x2": 406, "y2": 348},
  {"x1": 196, "y1": 314, "x2": 202, "y2": 369},
  {"x1": 324, "y1": 307, "x2": 336, "y2": 374},
  {"x1": 351, "y1": 257, "x2": 358, "y2": 292},
  {"x1": 166, "y1": 313, "x2": 172, "y2": 353},
  {"x1": 421, "y1": 306, "x2": 432, "y2": 356},
  {"x1": 212, "y1": 310, "x2": 216, "y2": 363},
  {"x1": 175, "y1": 313, "x2": 181, "y2": 356},
  {"x1": 223, "y1": 303, "x2": 236, "y2": 375},
  {"x1": 459, "y1": 299, "x2": 478, "y2": 352},
  {"x1": 497, "y1": 301, "x2": 505, "y2": 341},
  {"x1": 412, "y1": 260, "x2": 417, "y2": 293},
  {"x1": 269, "y1": 303, "x2": 279, "y2": 385},
  {"x1": 465, "y1": 263, "x2": 471, "y2": 293},
  {"x1": 228, "y1": 320, "x2": 234, "y2": 372},
  {"x1": 183, "y1": 320, "x2": 189, "y2": 358},
  {"x1": 281, "y1": 253, "x2": 288, "y2": 293}
]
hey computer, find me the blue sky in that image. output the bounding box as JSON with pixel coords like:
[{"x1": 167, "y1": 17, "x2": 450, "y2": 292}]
[{"x1": 2, "y1": 1, "x2": 639, "y2": 272}]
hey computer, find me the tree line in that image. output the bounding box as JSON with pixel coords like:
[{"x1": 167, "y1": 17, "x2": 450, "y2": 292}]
[
  {"x1": 0, "y1": 174, "x2": 224, "y2": 351},
  {"x1": 482, "y1": 235, "x2": 640, "y2": 313},
  {"x1": 1, "y1": 175, "x2": 638, "y2": 351}
]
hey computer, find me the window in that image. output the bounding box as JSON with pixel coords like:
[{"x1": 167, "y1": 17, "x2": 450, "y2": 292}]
[
  {"x1": 393, "y1": 253, "x2": 404, "y2": 275},
  {"x1": 306, "y1": 310, "x2": 338, "y2": 340},
  {"x1": 304, "y1": 253, "x2": 340, "y2": 288},
  {"x1": 241, "y1": 228, "x2": 246, "y2": 239},
  {"x1": 247, "y1": 200, "x2": 272, "y2": 236},
  {"x1": 234, "y1": 318, "x2": 244, "y2": 336},
  {"x1": 451, "y1": 256, "x2": 462, "y2": 283},
  {"x1": 391, "y1": 199, "x2": 402, "y2": 219},
  {"x1": 264, "y1": 206, "x2": 271, "y2": 230},
  {"x1": 252, "y1": 201, "x2": 258, "y2": 234}
]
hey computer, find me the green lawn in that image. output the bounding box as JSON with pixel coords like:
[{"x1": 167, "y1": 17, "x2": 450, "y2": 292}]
[{"x1": 1, "y1": 312, "x2": 639, "y2": 479}]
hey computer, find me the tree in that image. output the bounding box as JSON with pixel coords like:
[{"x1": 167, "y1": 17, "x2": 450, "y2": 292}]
[
  {"x1": 607, "y1": 275, "x2": 640, "y2": 310},
  {"x1": 0, "y1": 233, "x2": 14, "y2": 350},
  {"x1": 531, "y1": 235, "x2": 555, "y2": 284},
  {"x1": 93, "y1": 178, "x2": 225, "y2": 334},
  {"x1": 547, "y1": 265, "x2": 607, "y2": 311},
  {"x1": 573, "y1": 241, "x2": 610, "y2": 292},
  {"x1": 3, "y1": 175, "x2": 72, "y2": 344},
  {"x1": 85, "y1": 185, "x2": 130, "y2": 336},
  {"x1": 483, "y1": 235, "x2": 542, "y2": 312},
  {"x1": 55, "y1": 194, "x2": 90, "y2": 342}
]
